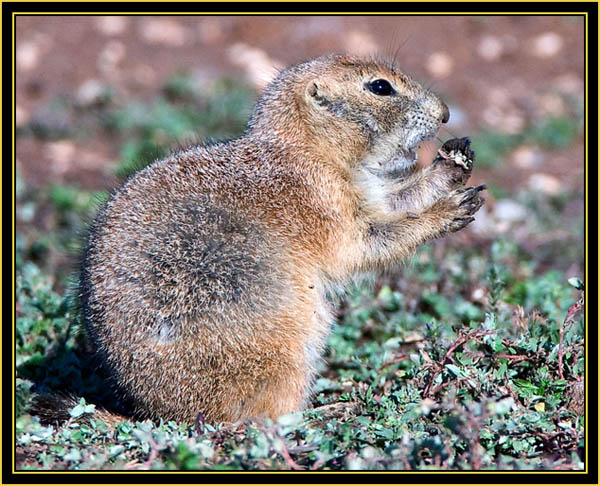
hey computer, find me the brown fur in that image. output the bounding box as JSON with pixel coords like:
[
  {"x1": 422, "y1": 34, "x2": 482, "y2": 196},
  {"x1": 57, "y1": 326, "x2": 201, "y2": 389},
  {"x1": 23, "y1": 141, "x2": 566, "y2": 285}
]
[
  {"x1": 77, "y1": 54, "x2": 484, "y2": 424},
  {"x1": 32, "y1": 393, "x2": 129, "y2": 427}
]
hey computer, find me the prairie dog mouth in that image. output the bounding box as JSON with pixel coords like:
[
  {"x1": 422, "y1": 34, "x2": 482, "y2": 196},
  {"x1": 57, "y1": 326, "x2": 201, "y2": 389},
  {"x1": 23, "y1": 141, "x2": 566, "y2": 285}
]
[
  {"x1": 361, "y1": 126, "x2": 439, "y2": 177},
  {"x1": 399, "y1": 126, "x2": 442, "y2": 166},
  {"x1": 396, "y1": 135, "x2": 430, "y2": 166}
]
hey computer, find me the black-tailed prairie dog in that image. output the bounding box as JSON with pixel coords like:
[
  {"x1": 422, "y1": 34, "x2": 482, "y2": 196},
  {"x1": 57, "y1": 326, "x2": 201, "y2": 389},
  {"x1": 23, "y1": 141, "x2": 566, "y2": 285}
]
[{"x1": 80, "y1": 54, "x2": 485, "y2": 424}]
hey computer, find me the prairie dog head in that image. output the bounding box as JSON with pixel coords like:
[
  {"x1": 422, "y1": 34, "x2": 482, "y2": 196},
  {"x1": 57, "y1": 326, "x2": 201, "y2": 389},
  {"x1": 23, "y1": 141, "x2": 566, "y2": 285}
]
[{"x1": 247, "y1": 54, "x2": 449, "y2": 173}]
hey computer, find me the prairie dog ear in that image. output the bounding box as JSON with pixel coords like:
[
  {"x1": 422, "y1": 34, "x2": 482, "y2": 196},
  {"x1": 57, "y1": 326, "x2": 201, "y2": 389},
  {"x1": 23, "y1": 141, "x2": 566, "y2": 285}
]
[{"x1": 305, "y1": 79, "x2": 330, "y2": 108}]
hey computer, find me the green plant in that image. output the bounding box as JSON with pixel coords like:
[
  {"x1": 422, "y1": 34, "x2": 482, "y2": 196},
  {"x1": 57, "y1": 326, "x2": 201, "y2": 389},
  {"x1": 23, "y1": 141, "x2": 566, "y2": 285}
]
[{"x1": 15, "y1": 75, "x2": 585, "y2": 471}]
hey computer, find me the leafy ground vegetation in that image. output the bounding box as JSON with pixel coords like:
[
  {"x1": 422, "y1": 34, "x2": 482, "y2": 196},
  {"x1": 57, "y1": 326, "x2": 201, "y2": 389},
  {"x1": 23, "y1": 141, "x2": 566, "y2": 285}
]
[{"x1": 15, "y1": 72, "x2": 585, "y2": 471}]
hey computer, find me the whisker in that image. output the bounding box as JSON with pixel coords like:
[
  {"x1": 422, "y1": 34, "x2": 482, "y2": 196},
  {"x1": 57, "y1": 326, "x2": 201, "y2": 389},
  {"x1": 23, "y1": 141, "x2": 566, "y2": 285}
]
[
  {"x1": 393, "y1": 34, "x2": 412, "y2": 66},
  {"x1": 441, "y1": 125, "x2": 459, "y2": 138},
  {"x1": 426, "y1": 80, "x2": 438, "y2": 93}
]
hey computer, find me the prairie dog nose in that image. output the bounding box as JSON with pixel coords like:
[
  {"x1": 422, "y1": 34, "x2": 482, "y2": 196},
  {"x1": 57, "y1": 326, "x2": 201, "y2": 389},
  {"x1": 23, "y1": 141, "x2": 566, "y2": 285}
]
[{"x1": 441, "y1": 102, "x2": 450, "y2": 124}]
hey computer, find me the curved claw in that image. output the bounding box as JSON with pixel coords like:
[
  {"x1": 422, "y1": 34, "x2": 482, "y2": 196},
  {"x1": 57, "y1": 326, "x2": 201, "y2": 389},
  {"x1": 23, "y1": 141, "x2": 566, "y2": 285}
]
[{"x1": 460, "y1": 184, "x2": 487, "y2": 204}]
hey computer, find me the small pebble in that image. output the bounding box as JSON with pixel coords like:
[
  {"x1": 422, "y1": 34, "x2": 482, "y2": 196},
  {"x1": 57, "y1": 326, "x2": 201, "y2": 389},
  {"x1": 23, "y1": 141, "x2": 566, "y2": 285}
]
[
  {"x1": 553, "y1": 73, "x2": 584, "y2": 96},
  {"x1": 345, "y1": 30, "x2": 377, "y2": 56},
  {"x1": 76, "y1": 79, "x2": 106, "y2": 106},
  {"x1": 478, "y1": 35, "x2": 504, "y2": 61},
  {"x1": 531, "y1": 32, "x2": 563, "y2": 58},
  {"x1": 471, "y1": 287, "x2": 485, "y2": 301},
  {"x1": 425, "y1": 52, "x2": 454, "y2": 79},
  {"x1": 528, "y1": 173, "x2": 562, "y2": 195},
  {"x1": 512, "y1": 146, "x2": 543, "y2": 169},
  {"x1": 537, "y1": 93, "x2": 566, "y2": 117},
  {"x1": 140, "y1": 18, "x2": 189, "y2": 46},
  {"x1": 95, "y1": 16, "x2": 129, "y2": 36},
  {"x1": 16, "y1": 105, "x2": 29, "y2": 127},
  {"x1": 228, "y1": 43, "x2": 283, "y2": 89},
  {"x1": 98, "y1": 40, "x2": 126, "y2": 73},
  {"x1": 17, "y1": 41, "x2": 40, "y2": 71},
  {"x1": 494, "y1": 199, "x2": 527, "y2": 223}
]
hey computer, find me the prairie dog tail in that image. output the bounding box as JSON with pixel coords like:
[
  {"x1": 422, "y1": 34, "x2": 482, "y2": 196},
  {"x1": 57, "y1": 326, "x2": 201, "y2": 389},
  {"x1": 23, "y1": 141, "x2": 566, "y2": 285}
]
[{"x1": 30, "y1": 392, "x2": 130, "y2": 427}]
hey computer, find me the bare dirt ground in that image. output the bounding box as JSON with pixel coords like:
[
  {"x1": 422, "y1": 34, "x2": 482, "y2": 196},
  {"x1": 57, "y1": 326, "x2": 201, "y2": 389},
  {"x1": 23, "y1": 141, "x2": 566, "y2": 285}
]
[{"x1": 16, "y1": 15, "x2": 585, "y2": 190}]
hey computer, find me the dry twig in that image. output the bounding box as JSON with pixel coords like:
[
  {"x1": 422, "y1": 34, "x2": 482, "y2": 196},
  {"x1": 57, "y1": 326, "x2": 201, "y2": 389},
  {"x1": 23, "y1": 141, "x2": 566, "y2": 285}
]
[
  {"x1": 558, "y1": 293, "x2": 584, "y2": 380},
  {"x1": 422, "y1": 329, "x2": 494, "y2": 398}
]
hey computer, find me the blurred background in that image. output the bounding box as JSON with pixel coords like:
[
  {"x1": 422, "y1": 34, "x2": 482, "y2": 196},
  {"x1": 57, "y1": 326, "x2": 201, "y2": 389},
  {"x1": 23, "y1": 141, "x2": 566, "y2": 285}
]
[
  {"x1": 15, "y1": 14, "x2": 585, "y2": 293},
  {"x1": 14, "y1": 15, "x2": 587, "y2": 471}
]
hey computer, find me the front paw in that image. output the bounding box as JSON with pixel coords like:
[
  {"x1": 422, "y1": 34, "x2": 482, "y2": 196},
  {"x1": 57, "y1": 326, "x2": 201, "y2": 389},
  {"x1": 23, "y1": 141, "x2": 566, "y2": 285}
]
[
  {"x1": 433, "y1": 137, "x2": 475, "y2": 187},
  {"x1": 438, "y1": 184, "x2": 486, "y2": 234}
]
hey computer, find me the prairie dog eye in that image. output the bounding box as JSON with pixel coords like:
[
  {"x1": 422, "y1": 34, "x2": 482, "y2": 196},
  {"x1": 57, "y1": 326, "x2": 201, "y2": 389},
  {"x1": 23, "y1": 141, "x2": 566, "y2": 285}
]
[{"x1": 367, "y1": 79, "x2": 395, "y2": 96}]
